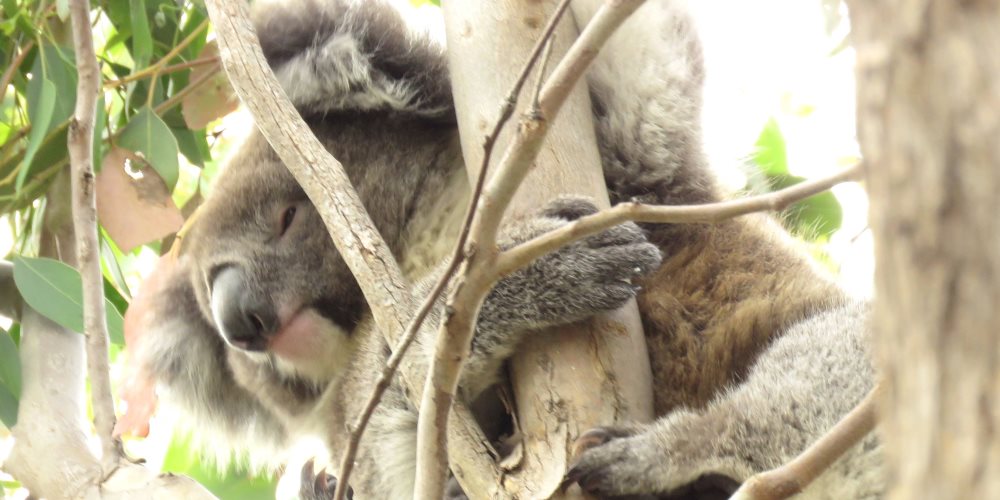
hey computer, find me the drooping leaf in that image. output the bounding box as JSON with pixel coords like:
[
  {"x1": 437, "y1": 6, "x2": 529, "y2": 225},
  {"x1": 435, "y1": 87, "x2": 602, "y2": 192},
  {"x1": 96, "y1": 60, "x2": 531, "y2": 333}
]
[
  {"x1": 0, "y1": 327, "x2": 20, "y2": 399},
  {"x1": 117, "y1": 107, "x2": 180, "y2": 189},
  {"x1": 18, "y1": 78, "x2": 56, "y2": 190},
  {"x1": 172, "y1": 127, "x2": 209, "y2": 167},
  {"x1": 750, "y1": 118, "x2": 844, "y2": 240},
  {"x1": 96, "y1": 147, "x2": 184, "y2": 251},
  {"x1": 12, "y1": 257, "x2": 126, "y2": 345},
  {"x1": 752, "y1": 117, "x2": 788, "y2": 177},
  {"x1": 56, "y1": 0, "x2": 69, "y2": 20},
  {"x1": 0, "y1": 383, "x2": 17, "y2": 428},
  {"x1": 32, "y1": 45, "x2": 77, "y2": 123},
  {"x1": 181, "y1": 41, "x2": 239, "y2": 129},
  {"x1": 129, "y1": 0, "x2": 153, "y2": 69},
  {"x1": 93, "y1": 94, "x2": 107, "y2": 173}
]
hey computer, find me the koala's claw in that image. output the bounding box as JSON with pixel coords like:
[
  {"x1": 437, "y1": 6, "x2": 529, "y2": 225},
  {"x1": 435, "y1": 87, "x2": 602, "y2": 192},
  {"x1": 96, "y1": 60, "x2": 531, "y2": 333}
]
[
  {"x1": 540, "y1": 195, "x2": 601, "y2": 220},
  {"x1": 565, "y1": 426, "x2": 650, "y2": 498},
  {"x1": 299, "y1": 460, "x2": 353, "y2": 500}
]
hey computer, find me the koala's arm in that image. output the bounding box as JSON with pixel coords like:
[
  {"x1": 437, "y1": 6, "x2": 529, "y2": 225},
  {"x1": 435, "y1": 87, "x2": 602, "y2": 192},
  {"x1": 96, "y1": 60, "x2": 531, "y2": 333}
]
[
  {"x1": 407, "y1": 198, "x2": 662, "y2": 401},
  {"x1": 568, "y1": 302, "x2": 883, "y2": 499}
]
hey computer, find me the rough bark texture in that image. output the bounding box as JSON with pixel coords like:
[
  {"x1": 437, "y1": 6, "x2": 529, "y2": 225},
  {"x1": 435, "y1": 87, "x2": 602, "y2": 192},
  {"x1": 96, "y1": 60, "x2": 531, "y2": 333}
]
[
  {"x1": 443, "y1": 1, "x2": 653, "y2": 497},
  {"x1": 847, "y1": 1, "x2": 1000, "y2": 498}
]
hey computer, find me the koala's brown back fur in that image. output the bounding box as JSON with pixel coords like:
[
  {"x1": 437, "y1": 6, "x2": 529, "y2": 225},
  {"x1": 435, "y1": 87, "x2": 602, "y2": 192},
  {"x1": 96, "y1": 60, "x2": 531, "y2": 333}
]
[{"x1": 640, "y1": 218, "x2": 844, "y2": 413}]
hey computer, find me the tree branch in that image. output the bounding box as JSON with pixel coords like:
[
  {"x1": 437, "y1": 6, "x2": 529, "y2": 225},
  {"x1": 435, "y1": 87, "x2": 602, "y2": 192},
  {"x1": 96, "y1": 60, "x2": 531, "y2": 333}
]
[
  {"x1": 334, "y1": 2, "x2": 573, "y2": 496},
  {"x1": 498, "y1": 163, "x2": 864, "y2": 276},
  {"x1": 202, "y1": 0, "x2": 410, "y2": 336},
  {"x1": 199, "y1": 1, "x2": 506, "y2": 498},
  {"x1": 66, "y1": 0, "x2": 123, "y2": 472},
  {"x1": 732, "y1": 385, "x2": 881, "y2": 500},
  {"x1": 417, "y1": 1, "x2": 648, "y2": 498}
]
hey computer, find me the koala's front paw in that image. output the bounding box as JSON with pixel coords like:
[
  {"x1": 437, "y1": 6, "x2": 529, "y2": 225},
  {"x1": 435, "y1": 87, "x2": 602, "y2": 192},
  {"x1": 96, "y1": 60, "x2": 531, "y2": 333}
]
[
  {"x1": 495, "y1": 196, "x2": 662, "y2": 328},
  {"x1": 299, "y1": 460, "x2": 353, "y2": 500}
]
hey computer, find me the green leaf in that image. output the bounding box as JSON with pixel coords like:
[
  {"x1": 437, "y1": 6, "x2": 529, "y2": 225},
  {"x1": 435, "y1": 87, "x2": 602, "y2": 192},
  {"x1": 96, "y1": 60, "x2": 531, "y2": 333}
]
[
  {"x1": 0, "y1": 383, "x2": 17, "y2": 428},
  {"x1": 18, "y1": 78, "x2": 56, "y2": 190},
  {"x1": 163, "y1": 431, "x2": 277, "y2": 500},
  {"x1": 117, "y1": 107, "x2": 180, "y2": 189},
  {"x1": 93, "y1": 95, "x2": 107, "y2": 173},
  {"x1": 752, "y1": 117, "x2": 788, "y2": 177},
  {"x1": 56, "y1": 0, "x2": 69, "y2": 20},
  {"x1": 766, "y1": 174, "x2": 844, "y2": 240},
  {"x1": 0, "y1": 327, "x2": 20, "y2": 399},
  {"x1": 130, "y1": 0, "x2": 153, "y2": 69},
  {"x1": 12, "y1": 257, "x2": 125, "y2": 345},
  {"x1": 172, "y1": 127, "x2": 209, "y2": 167},
  {"x1": 33, "y1": 45, "x2": 77, "y2": 123}
]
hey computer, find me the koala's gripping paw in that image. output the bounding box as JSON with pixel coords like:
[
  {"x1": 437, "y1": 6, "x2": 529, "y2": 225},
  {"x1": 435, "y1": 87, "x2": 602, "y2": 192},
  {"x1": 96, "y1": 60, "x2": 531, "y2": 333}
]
[
  {"x1": 299, "y1": 460, "x2": 353, "y2": 500},
  {"x1": 566, "y1": 425, "x2": 741, "y2": 500},
  {"x1": 495, "y1": 196, "x2": 662, "y2": 328}
]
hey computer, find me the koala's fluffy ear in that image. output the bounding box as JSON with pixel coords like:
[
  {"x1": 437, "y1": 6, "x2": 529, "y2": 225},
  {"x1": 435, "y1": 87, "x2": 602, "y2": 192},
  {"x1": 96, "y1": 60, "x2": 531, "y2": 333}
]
[{"x1": 253, "y1": 0, "x2": 452, "y2": 120}]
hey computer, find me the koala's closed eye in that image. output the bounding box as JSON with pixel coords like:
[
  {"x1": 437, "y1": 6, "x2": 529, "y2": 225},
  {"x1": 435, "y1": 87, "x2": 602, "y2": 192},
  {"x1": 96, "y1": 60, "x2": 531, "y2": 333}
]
[{"x1": 279, "y1": 205, "x2": 297, "y2": 237}]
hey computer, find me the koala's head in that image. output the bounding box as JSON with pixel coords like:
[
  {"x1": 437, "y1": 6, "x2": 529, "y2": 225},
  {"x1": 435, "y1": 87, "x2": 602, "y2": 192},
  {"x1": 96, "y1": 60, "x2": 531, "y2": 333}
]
[{"x1": 169, "y1": 0, "x2": 455, "y2": 378}]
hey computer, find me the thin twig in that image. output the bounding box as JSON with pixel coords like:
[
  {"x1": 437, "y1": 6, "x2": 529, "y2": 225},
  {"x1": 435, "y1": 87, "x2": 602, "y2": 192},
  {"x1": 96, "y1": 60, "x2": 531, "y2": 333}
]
[
  {"x1": 67, "y1": 0, "x2": 124, "y2": 473},
  {"x1": 333, "y1": 2, "x2": 574, "y2": 497},
  {"x1": 152, "y1": 66, "x2": 219, "y2": 115},
  {"x1": 0, "y1": 40, "x2": 36, "y2": 108},
  {"x1": 104, "y1": 55, "x2": 219, "y2": 88},
  {"x1": 146, "y1": 18, "x2": 211, "y2": 106},
  {"x1": 731, "y1": 385, "x2": 881, "y2": 500},
  {"x1": 529, "y1": 36, "x2": 556, "y2": 117},
  {"x1": 497, "y1": 163, "x2": 864, "y2": 276},
  {"x1": 415, "y1": 1, "x2": 647, "y2": 499}
]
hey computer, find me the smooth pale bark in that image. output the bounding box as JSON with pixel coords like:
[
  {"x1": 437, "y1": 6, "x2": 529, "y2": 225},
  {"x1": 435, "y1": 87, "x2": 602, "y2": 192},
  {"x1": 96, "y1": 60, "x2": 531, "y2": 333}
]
[
  {"x1": 847, "y1": 0, "x2": 1000, "y2": 498},
  {"x1": 443, "y1": 1, "x2": 653, "y2": 497},
  {"x1": 6, "y1": 174, "x2": 214, "y2": 500}
]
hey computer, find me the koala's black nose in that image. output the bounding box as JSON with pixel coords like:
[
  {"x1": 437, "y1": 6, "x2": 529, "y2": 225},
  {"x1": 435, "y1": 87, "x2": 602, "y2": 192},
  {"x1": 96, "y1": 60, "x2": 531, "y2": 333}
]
[{"x1": 210, "y1": 266, "x2": 280, "y2": 352}]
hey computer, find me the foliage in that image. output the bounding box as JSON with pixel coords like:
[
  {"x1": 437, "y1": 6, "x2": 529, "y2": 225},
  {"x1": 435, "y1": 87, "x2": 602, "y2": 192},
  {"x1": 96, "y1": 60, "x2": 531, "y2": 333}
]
[
  {"x1": 0, "y1": 0, "x2": 261, "y2": 497},
  {"x1": 750, "y1": 117, "x2": 844, "y2": 241}
]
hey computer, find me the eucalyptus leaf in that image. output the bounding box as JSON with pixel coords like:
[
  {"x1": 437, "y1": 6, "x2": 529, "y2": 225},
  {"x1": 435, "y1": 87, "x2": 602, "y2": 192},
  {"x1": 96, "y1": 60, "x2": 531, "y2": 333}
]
[
  {"x1": 117, "y1": 107, "x2": 180, "y2": 189},
  {"x1": 12, "y1": 257, "x2": 125, "y2": 345},
  {"x1": 129, "y1": 0, "x2": 153, "y2": 69},
  {"x1": 752, "y1": 117, "x2": 788, "y2": 177},
  {"x1": 0, "y1": 383, "x2": 16, "y2": 428},
  {"x1": 18, "y1": 78, "x2": 55, "y2": 191},
  {"x1": 0, "y1": 328, "x2": 20, "y2": 399}
]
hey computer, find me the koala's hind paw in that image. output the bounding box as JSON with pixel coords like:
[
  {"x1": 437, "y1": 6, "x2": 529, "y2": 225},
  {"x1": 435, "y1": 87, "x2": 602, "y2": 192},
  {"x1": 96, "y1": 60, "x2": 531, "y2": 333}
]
[
  {"x1": 299, "y1": 460, "x2": 353, "y2": 500},
  {"x1": 566, "y1": 425, "x2": 741, "y2": 500}
]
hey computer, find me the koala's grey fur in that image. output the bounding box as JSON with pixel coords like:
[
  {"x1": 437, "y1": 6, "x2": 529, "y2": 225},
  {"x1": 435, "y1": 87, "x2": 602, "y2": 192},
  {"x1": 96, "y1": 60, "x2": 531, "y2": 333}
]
[{"x1": 136, "y1": 0, "x2": 883, "y2": 498}]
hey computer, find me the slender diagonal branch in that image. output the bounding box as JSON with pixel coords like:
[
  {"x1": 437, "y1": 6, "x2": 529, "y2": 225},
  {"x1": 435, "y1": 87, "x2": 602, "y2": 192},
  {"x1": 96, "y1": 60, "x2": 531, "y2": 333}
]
[
  {"x1": 731, "y1": 385, "x2": 881, "y2": 500},
  {"x1": 67, "y1": 0, "x2": 124, "y2": 472},
  {"x1": 497, "y1": 163, "x2": 864, "y2": 276}
]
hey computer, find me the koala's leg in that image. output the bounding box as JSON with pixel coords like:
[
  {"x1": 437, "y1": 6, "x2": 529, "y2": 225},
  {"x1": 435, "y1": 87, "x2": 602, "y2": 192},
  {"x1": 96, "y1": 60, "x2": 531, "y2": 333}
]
[
  {"x1": 413, "y1": 197, "x2": 662, "y2": 399},
  {"x1": 568, "y1": 302, "x2": 882, "y2": 499}
]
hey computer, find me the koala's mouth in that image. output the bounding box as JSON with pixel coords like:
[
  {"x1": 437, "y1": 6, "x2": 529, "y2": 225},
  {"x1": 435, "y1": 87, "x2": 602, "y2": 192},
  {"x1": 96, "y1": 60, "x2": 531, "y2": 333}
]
[{"x1": 267, "y1": 307, "x2": 338, "y2": 361}]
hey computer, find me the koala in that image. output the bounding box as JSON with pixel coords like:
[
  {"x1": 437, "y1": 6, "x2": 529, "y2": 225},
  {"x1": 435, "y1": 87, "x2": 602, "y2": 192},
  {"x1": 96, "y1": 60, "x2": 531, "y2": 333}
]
[{"x1": 132, "y1": 0, "x2": 883, "y2": 498}]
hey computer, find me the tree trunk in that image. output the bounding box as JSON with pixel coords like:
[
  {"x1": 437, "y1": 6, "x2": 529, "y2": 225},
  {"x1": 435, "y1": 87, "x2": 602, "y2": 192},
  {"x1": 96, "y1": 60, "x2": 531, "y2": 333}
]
[
  {"x1": 442, "y1": 1, "x2": 653, "y2": 497},
  {"x1": 847, "y1": 1, "x2": 1000, "y2": 498}
]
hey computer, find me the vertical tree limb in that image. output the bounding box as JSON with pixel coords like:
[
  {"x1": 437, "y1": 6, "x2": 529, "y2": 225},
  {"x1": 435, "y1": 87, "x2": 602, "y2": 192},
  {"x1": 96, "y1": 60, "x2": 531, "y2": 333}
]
[
  {"x1": 416, "y1": 1, "x2": 650, "y2": 498},
  {"x1": 66, "y1": 0, "x2": 123, "y2": 471},
  {"x1": 847, "y1": 0, "x2": 1000, "y2": 497}
]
